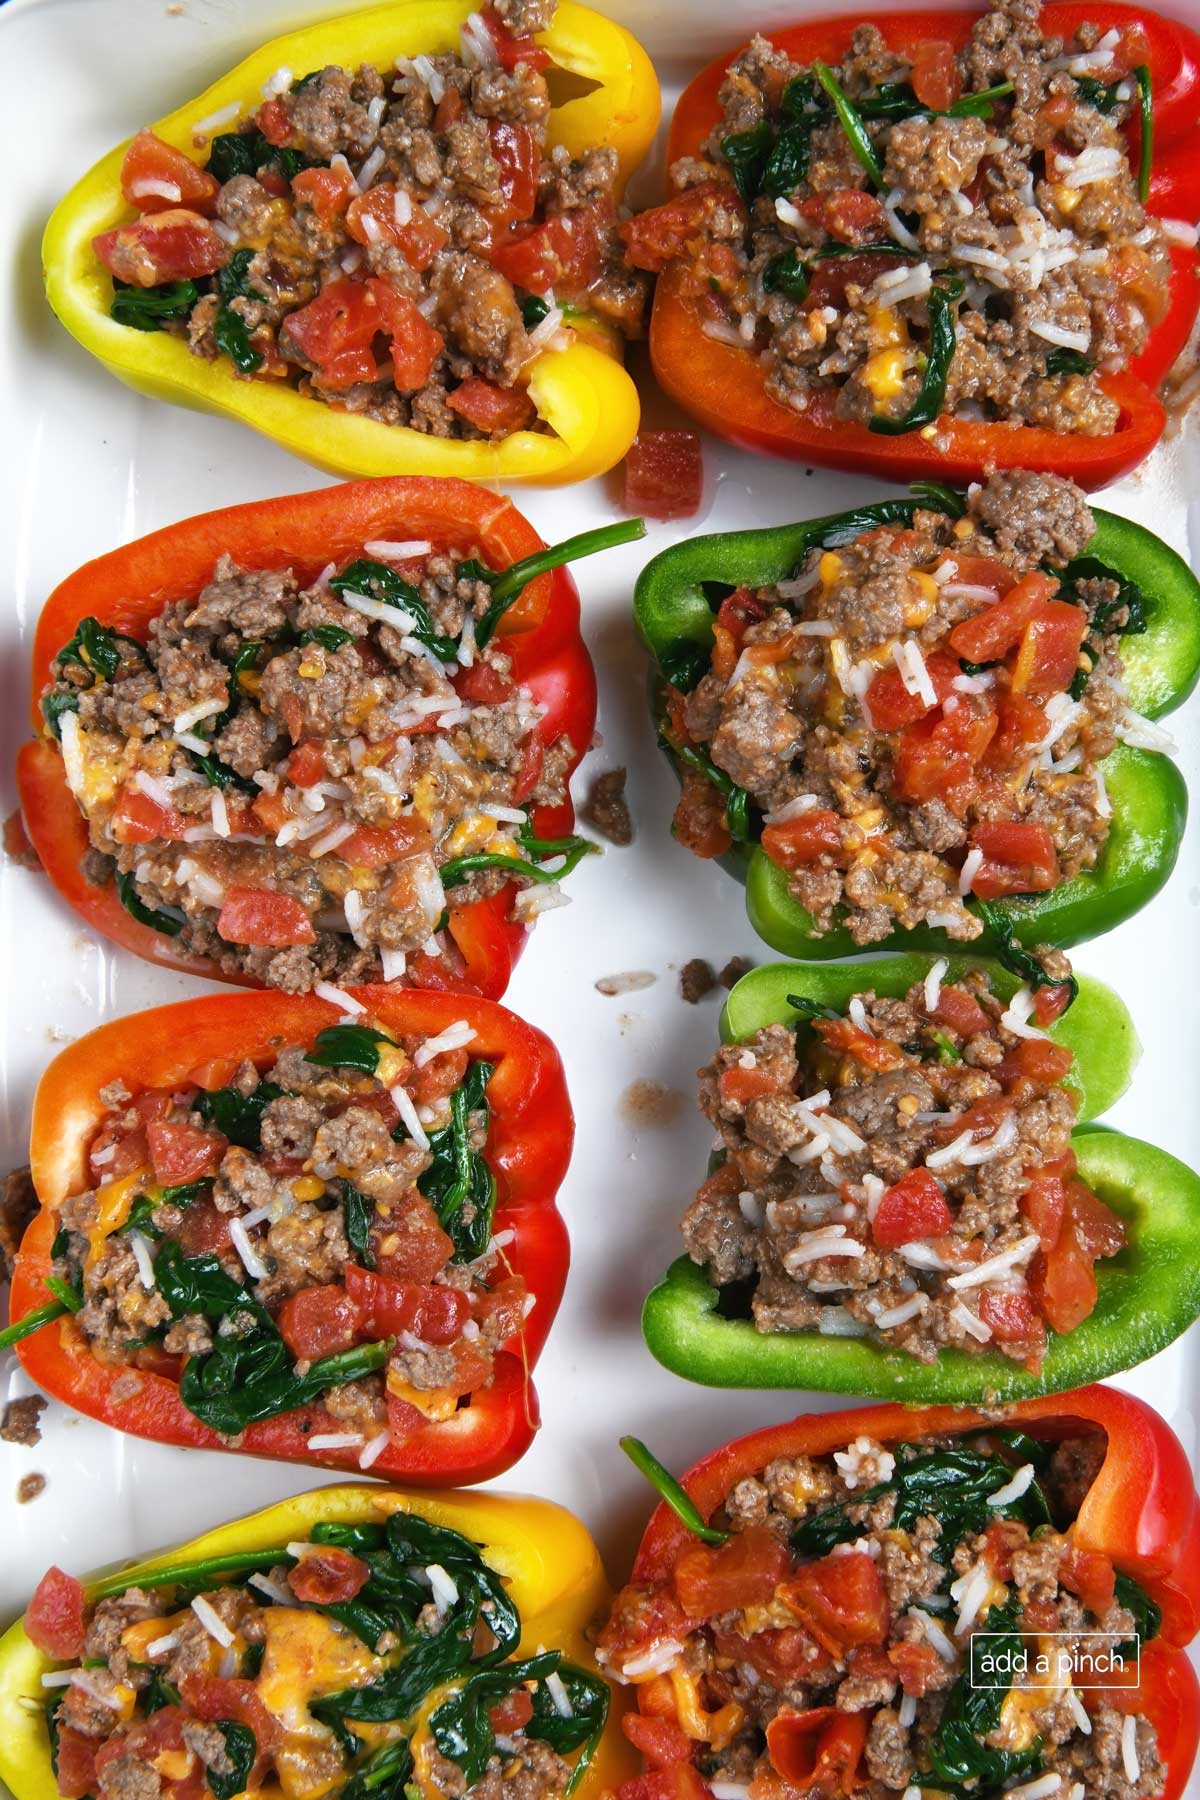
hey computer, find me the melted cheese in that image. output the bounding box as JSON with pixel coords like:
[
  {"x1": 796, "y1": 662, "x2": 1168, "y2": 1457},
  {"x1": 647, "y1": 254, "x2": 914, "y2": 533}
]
[
  {"x1": 864, "y1": 347, "x2": 911, "y2": 401},
  {"x1": 669, "y1": 1666, "x2": 744, "y2": 1749},
  {"x1": 257, "y1": 1610, "x2": 387, "y2": 1800},
  {"x1": 385, "y1": 1368, "x2": 457, "y2": 1423},
  {"x1": 85, "y1": 1169, "x2": 151, "y2": 1266}
]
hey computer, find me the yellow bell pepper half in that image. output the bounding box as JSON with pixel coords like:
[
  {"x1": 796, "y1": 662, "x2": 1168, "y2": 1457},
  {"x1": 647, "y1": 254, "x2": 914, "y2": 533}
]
[
  {"x1": 0, "y1": 1483, "x2": 637, "y2": 1800},
  {"x1": 42, "y1": 0, "x2": 659, "y2": 486}
]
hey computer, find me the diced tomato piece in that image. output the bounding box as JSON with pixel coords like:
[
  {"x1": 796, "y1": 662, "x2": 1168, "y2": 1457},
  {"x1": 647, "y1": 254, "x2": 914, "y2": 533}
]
[
  {"x1": 942, "y1": 553, "x2": 1017, "y2": 596},
  {"x1": 619, "y1": 182, "x2": 741, "y2": 274},
  {"x1": 712, "y1": 1624, "x2": 828, "y2": 1687},
  {"x1": 489, "y1": 1687, "x2": 535, "y2": 1735},
  {"x1": 95, "y1": 1710, "x2": 193, "y2": 1795},
  {"x1": 283, "y1": 277, "x2": 444, "y2": 392},
  {"x1": 813, "y1": 1017, "x2": 908, "y2": 1072},
  {"x1": 948, "y1": 570, "x2": 1059, "y2": 663},
  {"x1": 985, "y1": 694, "x2": 1048, "y2": 772},
  {"x1": 481, "y1": 4, "x2": 552, "y2": 70},
  {"x1": 145, "y1": 1119, "x2": 225, "y2": 1184},
  {"x1": 287, "y1": 741, "x2": 327, "y2": 787},
  {"x1": 54, "y1": 1728, "x2": 99, "y2": 1800},
  {"x1": 761, "y1": 809, "x2": 843, "y2": 870},
  {"x1": 287, "y1": 1546, "x2": 371, "y2": 1605},
  {"x1": 216, "y1": 886, "x2": 316, "y2": 947},
  {"x1": 1014, "y1": 601, "x2": 1086, "y2": 698},
  {"x1": 121, "y1": 130, "x2": 220, "y2": 217},
  {"x1": 489, "y1": 121, "x2": 540, "y2": 224},
  {"x1": 622, "y1": 1712, "x2": 693, "y2": 1767},
  {"x1": 446, "y1": 376, "x2": 536, "y2": 434},
  {"x1": 673, "y1": 768, "x2": 731, "y2": 859},
  {"x1": 109, "y1": 784, "x2": 190, "y2": 845},
  {"x1": 175, "y1": 1197, "x2": 233, "y2": 1256},
  {"x1": 673, "y1": 1524, "x2": 792, "y2": 1621},
  {"x1": 998, "y1": 1036, "x2": 1075, "y2": 1090},
  {"x1": 716, "y1": 590, "x2": 769, "y2": 648},
  {"x1": 767, "y1": 1707, "x2": 868, "y2": 1793},
  {"x1": 617, "y1": 1770, "x2": 713, "y2": 1800},
  {"x1": 382, "y1": 292, "x2": 446, "y2": 389},
  {"x1": 1032, "y1": 983, "x2": 1072, "y2": 1028},
  {"x1": 893, "y1": 696, "x2": 997, "y2": 803},
  {"x1": 1021, "y1": 1160, "x2": 1072, "y2": 1252},
  {"x1": 793, "y1": 188, "x2": 889, "y2": 245},
  {"x1": 373, "y1": 1192, "x2": 455, "y2": 1281},
  {"x1": 344, "y1": 1264, "x2": 469, "y2": 1344},
  {"x1": 887, "y1": 1639, "x2": 945, "y2": 1697},
  {"x1": 865, "y1": 651, "x2": 959, "y2": 731},
  {"x1": 1012, "y1": 601, "x2": 1088, "y2": 701},
  {"x1": 623, "y1": 430, "x2": 704, "y2": 522},
  {"x1": 178, "y1": 1674, "x2": 282, "y2": 1757},
  {"x1": 336, "y1": 817, "x2": 433, "y2": 868},
  {"x1": 456, "y1": 661, "x2": 515, "y2": 704},
  {"x1": 345, "y1": 185, "x2": 450, "y2": 270},
  {"x1": 780, "y1": 1551, "x2": 889, "y2": 1654},
  {"x1": 1067, "y1": 1179, "x2": 1127, "y2": 1259},
  {"x1": 490, "y1": 210, "x2": 603, "y2": 294},
  {"x1": 909, "y1": 40, "x2": 962, "y2": 109},
  {"x1": 251, "y1": 97, "x2": 290, "y2": 145},
  {"x1": 1060, "y1": 1543, "x2": 1116, "y2": 1615},
  {"x1": 93, "y1": 209, "x2": 229, "y2": 287},
  {"x1": 471, "y1": 1275, "x2": 529, "y2": 1344},
  {"x1": 133, "y1": 1088, "x2": 174, "y2": 1127},
  {"x1": 292, "y1": 163, "x2": 356, "y2": 224},
  {"x1": 872, "y1": 1167, "x2": 952, "y2": 1249},
  {"x1": 932, "y1": 983, "x2": 990, "y2": 1037},
  {"x1": 805, "y1": 252, "x2": 910, "y2": 309},
  {"x1": 386, "y1": 1389, "x2": 425, "y2": 1444},
  {"x1": 511, "y1": 736, "x2": 544, "y2": 806},
  {"x1": 277, "y1": 1284, "x2": 362, "y2": 1359},
  {"x1": 718, "y1": 1064, "x2": 779, "y2": 1104},
  {"x1": 1031, "y1": 1223, "x2": 1099, "y2": 1335},
  {"x1": 26, "y1": 1567, "x2": 88, "y2": 1658},
  {"x1": 969, "y1": 822, "x2": 1059, "y2": 900},
  {"x1": 979, "y1": 1287, "x2": 1045, "y2": 1346}
]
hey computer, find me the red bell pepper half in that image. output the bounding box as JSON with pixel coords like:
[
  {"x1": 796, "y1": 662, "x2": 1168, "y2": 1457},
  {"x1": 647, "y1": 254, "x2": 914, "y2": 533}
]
[
  {"x1": 8, "y1": 984, "x2": 572, "y2": 1486},
  {"x1": 648, "y1": 5, "x2": 1200, "y2": 487},
  {"x1": 16, "y1": 475, "x2": 597, "y2": 1001},
  {"x1": 621, "y1": 1387, "x2": 1200, "y2": 1800}
]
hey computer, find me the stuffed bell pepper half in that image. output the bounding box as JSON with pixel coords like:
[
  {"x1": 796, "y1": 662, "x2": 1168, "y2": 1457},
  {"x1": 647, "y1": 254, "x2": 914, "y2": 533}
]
[
  {"x1": 15, "y1": 476, "x2": 634, "y2": 999},
  {"x1": 600, "y1": 1387, "x2": 1200, "y2": 1800},
  {"x1": 43, "y1": 0, "x2": 660, "y2": 485},
  {"x1": 2, "y1": 983, "x2": 572, "y2": 1484},
  {"x1": 642, "y1": 954, "x2": 1200, "y2": 1401},
  {"x1": 623, "y1": 0, "x2": 1200, "y2": 486},
  {"x1": 0, "y1": 1483, "x2": 634, "y2": 1800},
  {"x1": 636, "y1": 474, "x2": 1200, "y2": 970}
]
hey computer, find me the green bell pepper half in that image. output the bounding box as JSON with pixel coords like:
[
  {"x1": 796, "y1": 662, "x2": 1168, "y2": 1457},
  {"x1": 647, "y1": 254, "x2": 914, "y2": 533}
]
[
  {"x1": 641, "y1": 954, "x2": 1200, "y2": 1403},
  {"x1": 634, "y1": 493, "x2": 1200, "y2": 960}
]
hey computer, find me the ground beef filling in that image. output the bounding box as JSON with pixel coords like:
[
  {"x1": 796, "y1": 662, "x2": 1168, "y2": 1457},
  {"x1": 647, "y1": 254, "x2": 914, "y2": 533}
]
[
  {"x1": 624, "y1": 0, "x2": 1172, "y2": 436},
  {"x1": 667, "y1": 470, "x2": 1159, "y2": 947},
  {"x1": 600, "y1": 1430, "x2": 1164, "y2": 1800},
  {"x1": 50, "y1": 1023, "x2": 528, "y2": 1442},
  {"x1": 684, "y1": 968, "x2": 1126, "y2": 1368},
  {"x1": 40, "y1": 1518, "x2": 595, "y2": 1800},
  {"x1": 95, "y1": 5, "x2": 648, "y2": 439},
  {"x1": 44, "y1": 549, "x2": 578, "y2": 992}
]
